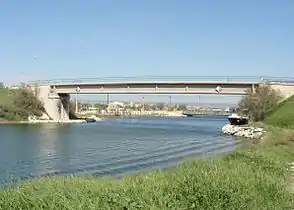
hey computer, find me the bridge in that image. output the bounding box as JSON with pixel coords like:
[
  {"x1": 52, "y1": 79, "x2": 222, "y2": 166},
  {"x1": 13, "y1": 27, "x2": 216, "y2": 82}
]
[{"x1": 28, "y1": 76, "x2": 294, "y2": 121}]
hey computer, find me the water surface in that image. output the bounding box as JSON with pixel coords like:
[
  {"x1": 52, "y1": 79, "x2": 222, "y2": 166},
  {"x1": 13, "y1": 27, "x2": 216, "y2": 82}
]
[{"x1": 0, "y1": 116, "x2": 236, "y2": 184}]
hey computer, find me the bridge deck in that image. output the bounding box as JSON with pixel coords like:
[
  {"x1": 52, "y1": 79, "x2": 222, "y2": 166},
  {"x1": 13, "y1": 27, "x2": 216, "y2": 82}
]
[
  {"x1": 47, "y1": 81, "x2": 257, "y2": 95},
  {"x1": 50, "y1": 81, "x2": 260, "y2": 86}
]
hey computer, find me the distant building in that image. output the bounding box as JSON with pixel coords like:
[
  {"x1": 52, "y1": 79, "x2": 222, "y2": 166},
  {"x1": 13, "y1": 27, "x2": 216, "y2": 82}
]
[
  {"x1": 8, "y1": 85, "x2": 20, "y2": 89},
  {"x1": 225, "y1": 107, "x2": 237, "y2": 113},
  {"x1": 212, "y1": 108, "x2": 222, "y2": 112}
]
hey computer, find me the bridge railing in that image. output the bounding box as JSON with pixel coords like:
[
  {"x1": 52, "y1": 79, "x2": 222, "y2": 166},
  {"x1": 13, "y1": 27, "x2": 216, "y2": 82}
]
[{"x1": 27, "y1": 76, "x2": 294, "y2": 85}]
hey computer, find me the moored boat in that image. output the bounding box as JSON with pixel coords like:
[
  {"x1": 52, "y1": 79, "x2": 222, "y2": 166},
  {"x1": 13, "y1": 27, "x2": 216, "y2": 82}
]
[
  {"x1": 228, "y1": 113, "x2": 248, "y2": 125},
  {"x1": 85, "y1": 115, "x2": 102, "y2": 123}
]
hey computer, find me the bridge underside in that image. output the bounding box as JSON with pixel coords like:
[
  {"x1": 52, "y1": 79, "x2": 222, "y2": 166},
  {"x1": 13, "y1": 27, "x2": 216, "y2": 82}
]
[{"x1": 50, "y1": 82, "x2": 257, "y2": 96}]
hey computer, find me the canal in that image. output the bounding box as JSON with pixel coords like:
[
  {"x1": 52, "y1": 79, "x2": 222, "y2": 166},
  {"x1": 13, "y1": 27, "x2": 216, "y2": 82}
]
[{"x1": 0, "y1": 116, "x2": 237, "y2": 184}]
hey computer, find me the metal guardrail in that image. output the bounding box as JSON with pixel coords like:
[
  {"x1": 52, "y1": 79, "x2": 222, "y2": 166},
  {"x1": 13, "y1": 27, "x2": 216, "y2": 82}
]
[{"x1": 27, "y1": 76, "x2": 294, "y2": 85}]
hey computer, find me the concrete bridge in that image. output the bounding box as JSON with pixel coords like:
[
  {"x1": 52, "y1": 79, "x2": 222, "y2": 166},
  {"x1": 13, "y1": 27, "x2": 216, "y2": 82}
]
[{"x1": 27, "y1": 76, "x2": 294, "y2": 121}]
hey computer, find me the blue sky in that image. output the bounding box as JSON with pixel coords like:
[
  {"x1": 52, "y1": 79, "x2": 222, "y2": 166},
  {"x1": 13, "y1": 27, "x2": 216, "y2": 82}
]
[{"x1": 0, "y1": 1, "x2": 293, "y2": 104}]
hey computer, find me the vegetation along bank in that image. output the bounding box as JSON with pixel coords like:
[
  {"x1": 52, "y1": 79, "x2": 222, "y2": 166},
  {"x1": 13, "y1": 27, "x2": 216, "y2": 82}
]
[
  {"x1": 0, "y1": 84, "x2": 45, "y2": 122},
  {"x1": 1, "y1": 85, "x2": 294, "y2": 209}
]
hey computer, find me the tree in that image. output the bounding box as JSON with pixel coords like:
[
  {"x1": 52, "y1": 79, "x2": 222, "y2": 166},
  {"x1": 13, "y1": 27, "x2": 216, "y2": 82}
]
[
  {"x1": 238, "y1": 85, "x2": 282, "y2": 122},
  {"x1": 0, "y1": 82, "x2": 4, "y2": 88},
  {"x1": 177, "y1": 104, "x2": 187, "y2": 111},
  {"x1": 94, "y1": 103, "x2": 108, "y2": 110},
  {"x1": 155, "y1": 103, "x2": 166, "y2": 110},
  {"x1": 13, "y1": 87, "x2": 45, "y2": 117}
]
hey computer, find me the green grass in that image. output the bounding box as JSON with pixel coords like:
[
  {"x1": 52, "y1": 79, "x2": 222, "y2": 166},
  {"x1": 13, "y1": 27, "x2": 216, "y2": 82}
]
[
  {"x1": 0, "y1": 128, "x2": 294, "y2": 209},
  {"x1": 265, "y1": 96, "x2": 294, "y2": 129}
]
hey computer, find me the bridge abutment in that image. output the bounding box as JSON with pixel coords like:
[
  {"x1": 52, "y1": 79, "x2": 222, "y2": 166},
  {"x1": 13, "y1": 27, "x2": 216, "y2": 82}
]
[
  {"x1": 269, "y1": 84, "x2": 294, "y2": 100},
  {"x1": 34, "y1": 85, "x2": 70, "y2": 121}
]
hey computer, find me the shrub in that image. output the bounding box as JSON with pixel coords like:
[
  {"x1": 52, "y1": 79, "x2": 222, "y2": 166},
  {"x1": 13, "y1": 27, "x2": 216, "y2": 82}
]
[
  {"x1": 0, "y1": 86, "x2": 45, "y2": 121},
  {"x1": 12, "y1": 87, "x2": 45, "y2": 118},
  {"x1": 238, "y1": 85, "x2": 282, "y2": 122}
]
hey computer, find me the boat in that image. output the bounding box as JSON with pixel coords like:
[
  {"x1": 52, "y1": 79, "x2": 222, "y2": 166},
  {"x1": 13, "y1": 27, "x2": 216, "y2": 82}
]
[
  {"x1": 228, "y1": 113, "x2": 249, "y2": 125},
  {"x1": 85, "y1": 118, "x2": 97, "y2": 123},
  {"x1": 85, "y1": 115, "x2": 102, "y2": 123}
]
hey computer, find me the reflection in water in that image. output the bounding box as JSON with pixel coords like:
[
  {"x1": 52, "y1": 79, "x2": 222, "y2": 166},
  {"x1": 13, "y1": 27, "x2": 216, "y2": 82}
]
[
  {"x1": 0, "y1": 116, "x2": 237, "y2": 184},
  {"x1": 34, "y1": 124, "x2": 61, "y2": 176}
]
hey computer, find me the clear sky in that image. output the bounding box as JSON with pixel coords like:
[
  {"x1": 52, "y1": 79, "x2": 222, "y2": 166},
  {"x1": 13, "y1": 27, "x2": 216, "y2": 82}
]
[{"x1": 0, "y1": 1, "x2": 293, "y2": 104}]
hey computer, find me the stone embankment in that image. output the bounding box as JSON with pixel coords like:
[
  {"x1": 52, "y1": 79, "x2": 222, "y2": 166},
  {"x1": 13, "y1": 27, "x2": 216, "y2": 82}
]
[
  {"x1": 28, "y1": 115, "x2": 87, "y2": 124},
  {"x1": 222, "y1": 124, "x2": 266, "y2": 139}
]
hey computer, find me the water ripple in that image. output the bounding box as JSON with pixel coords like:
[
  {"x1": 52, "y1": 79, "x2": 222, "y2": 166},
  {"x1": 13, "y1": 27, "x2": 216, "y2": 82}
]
[{"x1": 0, "y1": 116, "x2": 238, "y2": 184}]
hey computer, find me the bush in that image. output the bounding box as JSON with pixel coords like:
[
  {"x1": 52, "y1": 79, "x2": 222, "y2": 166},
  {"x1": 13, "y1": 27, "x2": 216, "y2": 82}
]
[
  {"x1": 0, "y1": 86, "x2": 45, "y2": 121},
  {"x1": 238, "y1": 85, "x2": 282, "y2": 122},
  {"x1": 12, "y1": 87, "x2": 45, "y2": 118}
]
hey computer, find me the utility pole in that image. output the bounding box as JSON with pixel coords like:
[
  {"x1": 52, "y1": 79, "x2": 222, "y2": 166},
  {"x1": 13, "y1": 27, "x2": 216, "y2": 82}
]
[
  {"x1": 75, "y1": 87, "x2": 80, "y2": 113},
  {"x1": 106, "y1": 94, "x2": 110, "y2": 105},
  {"x1": 142, "y1": 96, "x2": 145, "y2": 111}
]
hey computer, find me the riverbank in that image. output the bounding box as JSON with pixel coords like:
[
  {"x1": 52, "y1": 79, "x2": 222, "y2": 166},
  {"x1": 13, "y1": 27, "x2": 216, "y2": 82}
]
[
  {"x1": 0, "y1": 111, "x2": 184, "y2": 124},
  {"x1": 1, "y1": 97, "x2": 294, "y2": 208},
  {"x1": 80, "y1": 110, "x2": 185, "y2": 118},
  {"x1": 221, "y1": 124, "x2": 266, "y2": 138},
  {"x1": 0, "y1": 127, "x2": 293, "y2": 209},
  {"x1": 0, "y1": 119, "x2": 87, "y2": 124}
]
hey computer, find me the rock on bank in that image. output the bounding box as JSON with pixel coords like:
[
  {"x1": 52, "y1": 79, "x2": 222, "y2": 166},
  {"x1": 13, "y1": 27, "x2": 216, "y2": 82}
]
[{"x1": 222, "y1": 124, "x2": 266, "y2": 139}]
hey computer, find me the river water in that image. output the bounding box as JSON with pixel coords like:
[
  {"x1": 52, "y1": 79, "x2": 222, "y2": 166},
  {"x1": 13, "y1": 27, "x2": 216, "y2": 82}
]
[{"x1": 0, "y1": 116, "x2": 237, "y2": 184}]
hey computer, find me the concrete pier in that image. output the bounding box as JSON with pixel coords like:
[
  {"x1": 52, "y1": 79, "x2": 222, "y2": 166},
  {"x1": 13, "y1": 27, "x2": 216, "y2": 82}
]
[{"x1": 32, "y1": 85, "x2": 70, "y2": 121}]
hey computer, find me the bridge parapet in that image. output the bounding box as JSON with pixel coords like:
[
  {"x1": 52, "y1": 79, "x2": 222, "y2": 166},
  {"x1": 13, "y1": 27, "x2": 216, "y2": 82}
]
[{"x1": 27, "y1": 76, "x2": 294, "y2": 85}]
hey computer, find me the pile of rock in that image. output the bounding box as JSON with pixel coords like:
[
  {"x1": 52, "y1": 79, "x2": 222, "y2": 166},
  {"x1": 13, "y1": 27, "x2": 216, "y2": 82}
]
[{"x1": 222, "y1": 124, "x2": 266, "y2": 139}]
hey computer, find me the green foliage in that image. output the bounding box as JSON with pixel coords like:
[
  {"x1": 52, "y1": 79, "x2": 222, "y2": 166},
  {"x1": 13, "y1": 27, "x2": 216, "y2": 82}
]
[
  {"x1": 265, "y1": 96, "x2": 294, "y2": 129},
  {"x1": 177, "y1": 104, "x2": 187, "y2": 110},
  {"x1": 0, "y1": 86, "x2": 45, "y2": 121},
  {"x1": 13, "y1": 87, "x2": 45, "y2": 117},
  {"x1": 238, "y1": 85, "x2": 282, "y2": 122},
  {"x1": 0, "y1": 88, "x2": 14, "y2": 106},
  {"x1": 94, "y1": 103, "x2": 108, "y2": 110}
]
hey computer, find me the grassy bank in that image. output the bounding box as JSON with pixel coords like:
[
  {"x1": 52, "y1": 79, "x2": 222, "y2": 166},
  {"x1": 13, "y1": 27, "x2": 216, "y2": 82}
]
[
  {"x1": 265, "y1": 95, "x2": 294, "y2": 129},
  {"x1": 0, "y1": 129, "x2": 293, "y2": 209},
  {"x1": 1, "y1": 130, "x2": 294, "y2": 209},
  {"x1": 1, "y1": 95, "x2": 294, "y2": 208}
]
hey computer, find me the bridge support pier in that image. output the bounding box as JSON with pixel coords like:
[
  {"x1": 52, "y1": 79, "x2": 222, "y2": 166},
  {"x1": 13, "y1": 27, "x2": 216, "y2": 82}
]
[
  {"x1": 36, "y1": 85, "x2": 70, "y2": 121},
  {"x1": 251, "y1": 84, "x2": 256, "y2": 93}
]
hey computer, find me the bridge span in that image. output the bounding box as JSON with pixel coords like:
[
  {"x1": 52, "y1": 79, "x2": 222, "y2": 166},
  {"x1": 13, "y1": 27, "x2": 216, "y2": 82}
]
[
  {"x1": 28, "y1": 76, "x2": 294, "y2": 121},
  {"x1": 49, "y1": 81, "x2": 259, "y2": 95}
]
